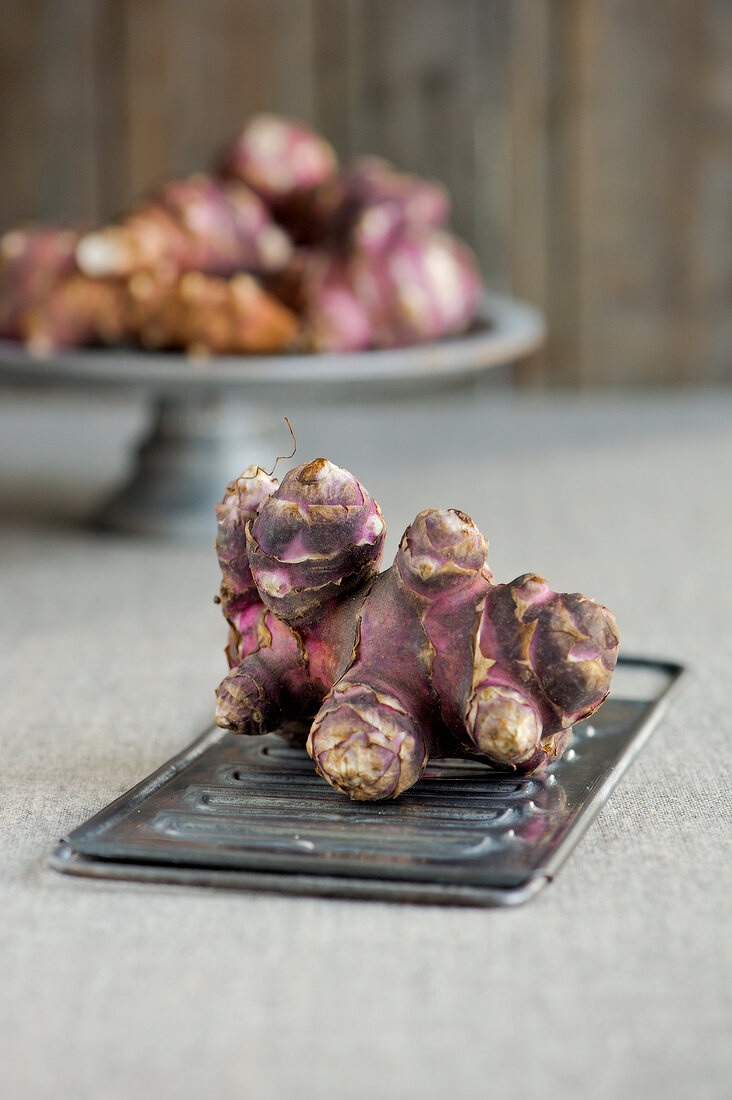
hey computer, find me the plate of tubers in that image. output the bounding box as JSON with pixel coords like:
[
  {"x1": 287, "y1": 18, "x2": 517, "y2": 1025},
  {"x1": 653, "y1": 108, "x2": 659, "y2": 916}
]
[{"x1": 0, "y1": 114, "x2": 543, "y2": 385}]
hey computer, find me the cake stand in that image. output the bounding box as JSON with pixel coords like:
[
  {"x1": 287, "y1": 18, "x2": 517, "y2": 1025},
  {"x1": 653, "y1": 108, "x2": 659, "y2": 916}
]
[{"x1": 0, "y1": 293, "x2": 544, "y2": 539}]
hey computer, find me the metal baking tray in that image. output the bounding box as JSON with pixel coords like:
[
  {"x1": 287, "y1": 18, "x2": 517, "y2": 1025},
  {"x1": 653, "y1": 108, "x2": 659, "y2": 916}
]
[{"x1": 51, "y1": 655, "x2": 684, "y2": 907}]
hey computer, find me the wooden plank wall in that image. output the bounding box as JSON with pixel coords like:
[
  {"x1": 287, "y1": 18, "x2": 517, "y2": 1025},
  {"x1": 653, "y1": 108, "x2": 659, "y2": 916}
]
[{"x1": 1, "y1": 0, "x2": 730, "y2": 385}]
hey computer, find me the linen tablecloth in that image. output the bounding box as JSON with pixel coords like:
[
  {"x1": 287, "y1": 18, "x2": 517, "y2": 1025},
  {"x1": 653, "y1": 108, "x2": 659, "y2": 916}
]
[{"x1": 1, "y1": 383, "x2": 729, "y2": 1099}]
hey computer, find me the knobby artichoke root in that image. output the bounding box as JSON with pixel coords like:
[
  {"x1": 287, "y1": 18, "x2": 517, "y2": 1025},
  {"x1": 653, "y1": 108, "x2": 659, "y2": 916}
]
[
  {"x1": 21, "y1": 273, "x2": 131, "y2": 354},
  {"x1": 128, "y1": 271, "x2": 299, "y2": 356},
  {"x1": 0, "y1": 227, "x2": 78, "y2": 343},
  {"x1": 214, "y1": 458, "x2": 385, "y2": 736},
  {"x1": 272, "y1": 226, "x2": 482, "y2": 353},
  {"x1": 214, "y1": 459, "x2": 620, "y2": 801},
  {"x1": 278, "y1": 154, "x2": 449, "y2": 253},
  {"x1": 76, "y1": 174, "x2": 292, "y2": 282},
  {"x1": 3, "y1": 172, "x2": 297, "y2": 356},
  {"x1": 219, "y1": 114, "x2": 339, "y2": 211},
  {"x1": 17, "y1": 267, "x2": 299, "y2": 358}
]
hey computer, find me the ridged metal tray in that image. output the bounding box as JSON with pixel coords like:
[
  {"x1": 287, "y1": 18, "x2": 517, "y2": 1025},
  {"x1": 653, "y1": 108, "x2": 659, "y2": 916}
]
[{"x1": 51, "y1": 655, "x2": 684, "y2": 907}]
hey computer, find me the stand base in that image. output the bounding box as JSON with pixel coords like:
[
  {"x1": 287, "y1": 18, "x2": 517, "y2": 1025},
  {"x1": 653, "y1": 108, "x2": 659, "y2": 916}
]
[{"x1": 95, "y1": 393, "x2": 277, "y2": 540}]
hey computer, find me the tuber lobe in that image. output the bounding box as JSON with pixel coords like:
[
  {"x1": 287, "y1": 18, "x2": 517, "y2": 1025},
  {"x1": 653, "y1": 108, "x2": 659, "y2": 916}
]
[
  {"x1": 215, "y1": 460, "x2": 385, "y2": 738},
  {"x1": 246, "y1": 458, "x2": 385, "y2": 622}
]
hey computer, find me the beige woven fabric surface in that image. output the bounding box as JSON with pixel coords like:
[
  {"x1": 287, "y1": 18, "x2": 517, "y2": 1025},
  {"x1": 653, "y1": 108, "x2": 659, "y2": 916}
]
[{"x1": 1, "y1": 386, "x2": 730, "y2": 1100}]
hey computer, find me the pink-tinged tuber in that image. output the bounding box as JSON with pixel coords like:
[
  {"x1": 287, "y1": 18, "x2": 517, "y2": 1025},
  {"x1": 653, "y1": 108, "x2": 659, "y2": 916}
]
[
  {"x1": 76, "y1": 175, "x2": 292, "y2": 282},
  {"x1": 280, "y1": 155, "x2": 450, "y2": 254},
  {"x1": 21, "y1": 273, "x2": 130, "y2": 354},
  {"x1": 465, "y1": 574, "x2": 619, "y2": 770},
  {"x1": 274, "y1": 225, "x2": 482, "y2": 352},
  {"x1": 129, "y1": 271, "x2": 300, "y2": 356},
  {"x1": 215, "y1": 459, "x2": 385, "y2": 735},
  {"x1": 347, "y1": 157, "x2": 450, "y2": 253},
  {"x1": 352, "y1": 226, "x2": 482, "y2": 347},
  {"x1": 270, "y1": 250, "x2": 373, "y2": 352},
  {"x1": 0, "y1": 228, "x2": 78, "y2": 339},
  {"x1": 17, "y1": 267, "x2": 299, "y2": 356},
  {"x1": 214, "y1": 460, "x2": 619, "y2": 800},
  {"x1": 215, "y1": 465, "x2": 281, "y2": 669},
  {"x1": 219, "y1": 114, "x2": 338, "y2": 209}
]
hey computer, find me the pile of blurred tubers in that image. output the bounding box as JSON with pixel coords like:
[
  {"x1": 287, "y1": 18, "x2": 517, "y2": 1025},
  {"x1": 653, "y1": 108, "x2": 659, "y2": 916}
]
[{"x1": 0, "y1": 115, "x2": 482, "y2": 358}]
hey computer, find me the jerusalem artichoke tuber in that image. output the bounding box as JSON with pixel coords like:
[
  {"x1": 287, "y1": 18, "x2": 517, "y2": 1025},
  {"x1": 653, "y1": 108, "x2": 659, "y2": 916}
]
[
  {"x1": 214, "y1": 460, "x2": 620, "y2": 800},
  {"x1": 352, "y1": 226, "x2": 482, "y2": 347},
  {"x1": 268, "y1": 250, "x2": 373, "y2": 352},
  {"x1": 76, "y1": 175, "x2": 292, "y2": 282},
  {"x1": 279, "y1": 155, "x2": 449, "y2": 253},
  {"x1": 274, "y1": 224, "x2": 482, "y2": 352},
  {"x1": 16, "y1": 266, "x2": 299, "y2": 356},
  {"x1": 215, "y1": 458, "x2": 386, "y2": 735},
  {"x1": 347, "y1": 156, "x2": 450, "y2": 253},
  {"x1": 219, "y1": 114, "x2": 338, "y2": 208},
  {"x1": 0, "y1": 227, "x2": 78, "y2": 340},
  {"x1": 215, "y1": 466, "x2": 280, "y2": 668},
  {"x1": 130, "y1": 271, "x2": 300, "y2": 355},
  {"x1": 20, "y1": 273, "x2": 131, "y2": 353}
]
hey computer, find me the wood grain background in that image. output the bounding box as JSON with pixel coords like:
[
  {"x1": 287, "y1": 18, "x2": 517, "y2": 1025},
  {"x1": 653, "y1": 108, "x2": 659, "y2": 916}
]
[{"x1": 1, "y1": 0, "x2": 730, "y2": 385}]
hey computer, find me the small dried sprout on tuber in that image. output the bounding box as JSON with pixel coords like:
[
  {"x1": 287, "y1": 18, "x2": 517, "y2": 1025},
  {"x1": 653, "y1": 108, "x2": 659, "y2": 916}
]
[{"x1": 214, "y1": 460, "x2": 620, "y2": 801}]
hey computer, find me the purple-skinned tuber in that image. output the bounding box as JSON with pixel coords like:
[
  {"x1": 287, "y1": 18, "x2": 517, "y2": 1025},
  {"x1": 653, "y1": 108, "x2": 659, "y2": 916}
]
[
  {"x1": 214, "y1": 459, "x2": 620, "y2": 800},
  {"x1": 0, "y1": 227, "x2": 79, "y2": 340},
  {"x1": 278, "y1": 155, "x2": 449, "y2": 253},
  {"x1": 219, "y1": 114, "x2": 338, "y2": 209},
  {"x1": 274, "y1": 225, "x2": 482, "y2": 352},
  {"x1": 215, "y1": 458, "x2": 385, "y2": 735},
  {"x1": 76, "y1": 174, "x2": 292, "y2": 282}
]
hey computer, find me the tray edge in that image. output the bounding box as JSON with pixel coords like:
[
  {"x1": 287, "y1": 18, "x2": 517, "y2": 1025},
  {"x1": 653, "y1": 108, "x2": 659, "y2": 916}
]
[{"x1": 50, "y1": 654, "x2": 687, "y2": 908}]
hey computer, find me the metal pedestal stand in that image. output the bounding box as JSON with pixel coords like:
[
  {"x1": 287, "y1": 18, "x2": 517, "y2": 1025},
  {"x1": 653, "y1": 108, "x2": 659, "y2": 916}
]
[
  {"x1": 1, "y1": 293, "x2": 545, "y2": 540},
  {"x1": 95, "y1": 391, "x2": 278, "y2": 539}
]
